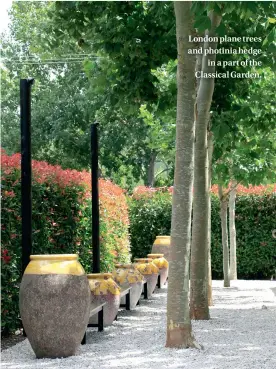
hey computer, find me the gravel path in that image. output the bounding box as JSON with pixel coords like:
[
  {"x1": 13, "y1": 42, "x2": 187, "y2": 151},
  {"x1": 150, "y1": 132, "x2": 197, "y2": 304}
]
[{"x1": 2, "y1": 280, "x2": 276, "y2": 369}]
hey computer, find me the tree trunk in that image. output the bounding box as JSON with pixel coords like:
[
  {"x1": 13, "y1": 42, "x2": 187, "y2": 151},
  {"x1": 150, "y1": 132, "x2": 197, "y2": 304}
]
[
  {"x1": 146, "y1": 152, "x2": 157, "y2": 187},
  {"x1": 218, "y1": 185, "x2": 230, "y2": 287},
  {"x1": 190, "y1": 11, "x2": 221, "y2": 320},
  {"x1": 229, "y1": 180, "x2": 237, "y2": 280},
  {"x1": 166, "y1": 1, "x2": 200, "y2": 349},
  {"x1": 207, "y1": 131, "x2": 214, "y2": 306}
]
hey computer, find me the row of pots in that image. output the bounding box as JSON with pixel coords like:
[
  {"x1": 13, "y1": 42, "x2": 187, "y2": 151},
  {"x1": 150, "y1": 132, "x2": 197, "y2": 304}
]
[{"x1": 19, "y1": 236, "x2": 171, "y2": 359}]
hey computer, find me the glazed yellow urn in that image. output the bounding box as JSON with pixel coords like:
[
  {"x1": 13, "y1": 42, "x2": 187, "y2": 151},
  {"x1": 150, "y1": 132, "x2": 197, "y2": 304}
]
[
  {"x1": 134, "y1": 258, "x2": 159, "y2": 298},
  {"x1": 19, "y1": 254, "x2": 90, "y2": 359},
  {"x1": 151, "y1": 236, "x2": 171, "y2": 261},
  {"x1": 87, "y1": 273, "x2": 121, "y2": 327},
  {"x1": 113, "y1": 264, "x2": 144, "y2": 309},
  {"x1": 147, "y1": 253, "x2": 168, "y2": 286}
]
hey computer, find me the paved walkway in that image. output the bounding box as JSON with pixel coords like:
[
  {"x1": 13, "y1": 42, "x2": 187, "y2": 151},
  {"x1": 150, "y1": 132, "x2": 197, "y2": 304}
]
[{"x1": 2, "y1": 280, "x2": 276, "y2": 369}]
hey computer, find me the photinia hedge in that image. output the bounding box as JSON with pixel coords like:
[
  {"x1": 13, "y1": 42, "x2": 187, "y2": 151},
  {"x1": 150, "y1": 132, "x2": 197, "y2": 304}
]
[
  {"x1": 129, "y1": 185, "x2": 276, "y2": 279},
  {"x1": 1, "y1": 150, "x2": 130, "y2": 334}
]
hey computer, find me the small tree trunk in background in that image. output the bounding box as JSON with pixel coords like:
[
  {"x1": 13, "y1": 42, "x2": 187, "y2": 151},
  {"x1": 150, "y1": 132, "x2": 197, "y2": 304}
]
[
  {"x1": 146, "y1": 152, "x2": 157, "y2": 187},
  {"x1": 207, "y1": 131, "x2": 213, "y2": 306},
  {"x1": 166, "y1": 1, "x2": 200, "y2": 349},
  {"x1": 229, "y1": 180, "x2": 237, "y2": 280},
  {"x1": 218, "y1": 185, "x2": 230, "y2": 287},
  {"x1": 190, "y1": 11, "x2": 221, "y2": 320}
]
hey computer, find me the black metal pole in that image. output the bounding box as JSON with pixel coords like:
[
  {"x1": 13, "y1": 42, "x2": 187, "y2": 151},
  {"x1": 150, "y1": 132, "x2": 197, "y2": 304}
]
[
  {"x1": 20, "y1": 78, "x2": 34, "y2": 275},
  {"x1": 91, "y1": 123, "x2": 100, "y2": 273}
]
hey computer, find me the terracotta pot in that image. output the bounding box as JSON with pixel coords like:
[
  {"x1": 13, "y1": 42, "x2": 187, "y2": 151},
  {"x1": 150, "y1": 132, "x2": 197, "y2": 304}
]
[
  {"x1": 134, "y1": 258, "x2": 159, "y2": 298},
  {"x1": 19, "y1": 254, "x2": 90, "y2": 359},
  {"x1": 151, "y1": 236, "x2": 171, "y2": 261},
  {"x1": 147, "y1": 253, "x2": 168, "y2": 287},
  {"x1": 113, "y1": 264, "x2": 144, "y2": 309},
  {"x1": 87, "y1": 273, "x2": 120, "y2": 327}
]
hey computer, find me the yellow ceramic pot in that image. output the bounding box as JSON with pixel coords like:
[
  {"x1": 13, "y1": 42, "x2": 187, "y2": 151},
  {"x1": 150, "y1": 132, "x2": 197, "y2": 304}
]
[
  {"x1": 19, "y1": 254, "x2": 90, "y2": 358},
  {"x1": 87, "y1": 273, "x2": 120, "y2": 327},
  {"x1": 151, "y1": 236, "x2": 171, "y2": 261},
  {"x1": 134, "y1": 258, "x2": 159, "y2": 298},
  {"x1": 113, "y1": 264, "x2": 144, "y2": 309},
  {"x1": 147, "y1": 253, "x2": 169, "y2": 286}
]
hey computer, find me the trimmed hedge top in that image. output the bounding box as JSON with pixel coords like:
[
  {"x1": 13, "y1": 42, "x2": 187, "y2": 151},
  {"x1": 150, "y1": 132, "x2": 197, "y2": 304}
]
[{"x1": 132, "y1": 184, "x2": 276, "y2": 199}]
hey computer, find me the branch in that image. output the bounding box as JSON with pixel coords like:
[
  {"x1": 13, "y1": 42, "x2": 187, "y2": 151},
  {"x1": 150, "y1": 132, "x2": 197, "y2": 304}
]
[
  {"x1": 154, "y1": 167, "x2": 171, "y2": 179},
  {"x1": 224, "y1": 180, "x2": 241, "y2": 198}
]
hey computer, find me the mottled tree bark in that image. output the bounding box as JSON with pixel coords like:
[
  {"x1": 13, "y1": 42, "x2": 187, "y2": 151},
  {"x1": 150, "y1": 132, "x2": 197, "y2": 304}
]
[
  {"x1": 166, "y1": 1, "x2": 200, "y2": 349},
  {"x1": 190, "y1": 11, "x2": 221, "y2": 320},
  {"x1": 218, "y1": 185, "x2": 230, "y2": 287},
  {"x1": 229, "y1": 180, "x2": 237, "y2": 280},
  {"x1": 207, "y1": 131, "x2": 214, "y2": 306}
]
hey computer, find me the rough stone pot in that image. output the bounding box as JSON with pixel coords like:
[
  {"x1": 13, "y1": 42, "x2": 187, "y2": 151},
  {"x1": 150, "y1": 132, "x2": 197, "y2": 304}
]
[
  {"x1": 151, "y1": 236, "x2": 171, "y2": 261},
  {"x1": 88, "y1": 273, "x2": 120, "y2": 327},
  {"x1": 113, "y1": 264, "x2": 144, "y2": 309},
  {"x1": 134, "y1": 258, "x2": 159, "y2": 298},
  {"x1": 19, "y1": 254, "x2": 90, "y2": 359},
  {"x1": 147, "y1": 254, "x2": 169, "y2": 287}
]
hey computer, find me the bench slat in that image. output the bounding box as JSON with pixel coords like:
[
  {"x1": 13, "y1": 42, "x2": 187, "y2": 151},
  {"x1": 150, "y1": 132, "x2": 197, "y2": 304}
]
[{"x1": 82, "y1": 302, "x2": 106, "y2": 345}]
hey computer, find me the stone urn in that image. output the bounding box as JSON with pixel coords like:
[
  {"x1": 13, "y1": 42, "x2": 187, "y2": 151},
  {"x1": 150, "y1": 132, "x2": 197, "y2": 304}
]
[
  {"x1": 113, "y1": 264, "x2": 144, "y2": 309},
  {"x1": 147, "y1": 253, "x2": 169, "y2": 287},
  {"x1": 151, "y1": 236, "x2": 171, "y2": 261},
  {"x1": 134, "y1": 258, "x2": 159, "y2": 298},
  {"x1": 87, "y1": 273, "x2": 120, "y2": 327},
  {"x1": 19, "y1": 254, "x2": 90, "y2": 359}
]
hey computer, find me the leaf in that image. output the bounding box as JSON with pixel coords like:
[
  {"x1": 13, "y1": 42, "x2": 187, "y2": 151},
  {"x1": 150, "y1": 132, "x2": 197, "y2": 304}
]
[
  {"x1": 191, "y1": 2, "x2": 206, "y2": 16},
  {"x1": 219, "y1": 123, "x2": 230, "y2": 138},
  {"x1": 266, "y1": 27, "x2": 276, "y2": 45},
  {"x1": 215, "y1": 23, "x2": 227, "y2": 37},
  {"x1": 83, "y1": 59, "x2": 94, "y2": 74},
  {"x1": 194, "y1": 16, "x2": 212, "y2": 33}
]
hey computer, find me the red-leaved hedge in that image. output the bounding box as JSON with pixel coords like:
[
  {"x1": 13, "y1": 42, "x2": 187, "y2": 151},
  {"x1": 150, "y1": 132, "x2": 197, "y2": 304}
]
[
  {"x1": 129, "y1": 184, "x2": 276, "y2": 281},
  {"x1": 1, "y1": 150, "x2": 130, "y2": 333}
]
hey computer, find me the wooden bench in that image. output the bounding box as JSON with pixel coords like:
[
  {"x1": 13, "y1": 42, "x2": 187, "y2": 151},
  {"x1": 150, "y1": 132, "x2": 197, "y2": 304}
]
[
  {"x1": 139, "y1": 279, "x2": 148, "y2": 301},
  {"x1": 140, "y1": 273, "x2": 160, "y2": 300},
  {"x1": 81, "y1": 301, "x2": 106, "y2": 345},
  {"x1": 119, "y1": 286, "x2": 132, "y2": 310},
  {"x1": 114, "y1": 286, "x2": 132, "y2": 321}
]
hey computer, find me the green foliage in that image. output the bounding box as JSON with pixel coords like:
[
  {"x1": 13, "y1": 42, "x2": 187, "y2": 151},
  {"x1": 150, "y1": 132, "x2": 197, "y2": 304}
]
[
  {"x1": 213, "y1": 68, "x2": 276, "y2": 186},
  {"x1": 2, "y1": 1, "x2": 177, "y2": 189},
  {"x1": 51, "y1": 1, "x2": 176, "y2": 103},
  {"x1": 128, "y1": 192, "x2": 172, "y2": 258},
  {"x1": 1, "y1": 153, "x2": 130, "y2": 334},
  {"x1": 210, "y1": 194, "x2": 276, "y2": 279},
  {"x1": 129, "y1": 191, "x2": 276, "y2": 279}
]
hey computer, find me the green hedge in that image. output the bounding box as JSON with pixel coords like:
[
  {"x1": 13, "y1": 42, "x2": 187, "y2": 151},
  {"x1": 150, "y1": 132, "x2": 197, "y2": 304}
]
[
  {"x1": 1, "y1": 152, "x2": 130, "y2": 334},
  {"x1": 129, "y1": 191, "x2": 276, "y2": 280}
]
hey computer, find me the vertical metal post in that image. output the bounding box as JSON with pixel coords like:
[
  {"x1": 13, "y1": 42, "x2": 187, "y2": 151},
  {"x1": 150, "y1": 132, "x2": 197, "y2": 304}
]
[
  {"x1": 20, "y1": 78, "x2": 34, "y2": 275},
  {"x1": 91, "y1": 123, "x2": 100, "y2": 273}
]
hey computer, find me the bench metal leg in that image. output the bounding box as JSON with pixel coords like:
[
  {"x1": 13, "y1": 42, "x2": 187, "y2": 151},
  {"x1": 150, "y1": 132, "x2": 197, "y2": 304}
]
[
  {"x1": 98, "y1": 307, "x2": 104, "y2": 332},
  {"x1": 81, "y1": 332, "x2": 86, "y2": 345},
  {"x1": 144, "y1": 282, "x2": 148, "y2": 299},
  {"x1": 157, "y1": 274, "x2": 161, "y2": 289},
  {"x1": 126, "y1": 291, "x2": 131, "y2": 310}
]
